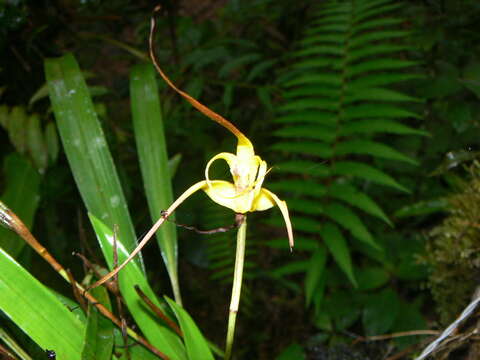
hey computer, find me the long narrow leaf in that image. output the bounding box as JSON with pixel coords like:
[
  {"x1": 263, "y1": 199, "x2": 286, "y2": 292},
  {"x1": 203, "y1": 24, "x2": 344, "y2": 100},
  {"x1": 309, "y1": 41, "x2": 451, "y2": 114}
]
[
  {"x1": 89, "y1": 214, "x2": 187, "y2": 360},
  {"x1": 44, "y1": 53, "x2": 143, "y2": 269},
  {"x1": 130, "y1": 63, "x2": 181, "y2": 304},
  {"x1": 0, "y1": 248, "x2": 84, "y2": 360},
  {"x1": 165, "y1": 297, "x2": 215, "y2": 360},
  {"x1": 81, "y1": 286, "x2": 114, "y2": 360}
]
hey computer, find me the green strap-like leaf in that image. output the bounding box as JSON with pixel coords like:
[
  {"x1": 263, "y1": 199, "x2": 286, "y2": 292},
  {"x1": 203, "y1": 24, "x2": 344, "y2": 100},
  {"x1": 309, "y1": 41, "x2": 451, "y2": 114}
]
[
  {"x1": 89, "y1": 214, "x2": 187, "y2": 360},
  {"x1": 165, "y1": 298, "x2": 215, "y2": 360},
  {"x1": 81, "y1": 286, "x2": 114, "y2": 360},
  {"x1": 130, "y1": 63, "x2": 181, "y2": 304},
  {"x1": 0, "y1": 248, "x2": 84, "y2": 360},
  {"x1": 320, "y1": 222, "x2": 357, "y2": 287},
  {"x1": 44, "y1": 53, "x2": 143, "y2": 269}
]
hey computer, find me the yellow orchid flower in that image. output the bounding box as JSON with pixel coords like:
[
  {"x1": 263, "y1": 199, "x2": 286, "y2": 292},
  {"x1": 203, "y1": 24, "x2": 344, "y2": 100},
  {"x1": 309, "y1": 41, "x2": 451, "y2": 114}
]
[{"x1": 90, "y1": 10, "x2": 293, "y2": 290}]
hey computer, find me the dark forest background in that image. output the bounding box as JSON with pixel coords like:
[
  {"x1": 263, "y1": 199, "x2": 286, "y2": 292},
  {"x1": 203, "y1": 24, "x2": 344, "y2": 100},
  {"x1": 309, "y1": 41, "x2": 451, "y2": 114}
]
[{"x1": 1, "y1": 0, "x2": 480, "y2": 359}]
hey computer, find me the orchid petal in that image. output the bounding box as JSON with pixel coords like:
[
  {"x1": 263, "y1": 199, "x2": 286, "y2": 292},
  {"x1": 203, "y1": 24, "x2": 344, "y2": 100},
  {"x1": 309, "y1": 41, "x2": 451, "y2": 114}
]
[
  {"x1": 203, "y1": 180, "x2": 254, "y2": 214},
  {"x1": 205, "y1": 152, "x2": 236, "y2": 189},
  {"x1": 261, "y1": 188, "x2": 294, "y2": 250},
  {"x1": 251, "y1": 188, "x2": 275, "y2": 212}
]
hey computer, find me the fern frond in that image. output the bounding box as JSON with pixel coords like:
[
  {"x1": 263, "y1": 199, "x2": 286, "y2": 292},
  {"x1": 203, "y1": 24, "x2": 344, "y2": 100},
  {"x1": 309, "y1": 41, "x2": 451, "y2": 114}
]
[{"x1": 265, "y1": 0, "x2": 427, "y2": 314}]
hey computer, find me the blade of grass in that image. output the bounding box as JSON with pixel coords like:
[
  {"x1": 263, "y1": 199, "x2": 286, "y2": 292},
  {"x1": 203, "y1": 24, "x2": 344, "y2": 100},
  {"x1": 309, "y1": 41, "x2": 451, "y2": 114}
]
[
  {"x1": 0, "y1": 248, "x2": 85, "y2": 360},
  {"x1": 130, "y1": 63, "x2": 181, "y2": 304},
  {"x1": 89, "y1": 214, "x2": 187, "y2": 360},
  {"x1": 44, "y1": 53, "x2": 143, "y2": 270}
]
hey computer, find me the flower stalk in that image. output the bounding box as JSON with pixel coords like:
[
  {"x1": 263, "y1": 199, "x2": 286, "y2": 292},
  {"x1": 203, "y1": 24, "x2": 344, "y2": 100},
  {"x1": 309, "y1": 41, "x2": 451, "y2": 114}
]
[{"x1": 225, "y1": 214, "x2": 247, "y2": 360}]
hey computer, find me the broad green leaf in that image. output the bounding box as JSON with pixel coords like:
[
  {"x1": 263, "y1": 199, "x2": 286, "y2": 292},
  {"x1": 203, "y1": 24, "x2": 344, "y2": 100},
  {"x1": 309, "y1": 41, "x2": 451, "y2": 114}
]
[
  {"x1": 357, "y1": 266, "x2": 390, "y2": 291},
  {"x1": 328, "y1": 183, "x2": 392, "y2": 225},
  {"x1": 89, "y1": 214, "x2": 187, "y2": 360},
  {"x1": 165, "y1": 297, "x2": 215, "y2": 360},
  {"x1": 0, "y1": 248, "x2": 84, "y2": 360},
  {"x1": 332, "y1": 161, "x2": 410, "y2": 193},
  {"x1": 335, "y1": 139, "x2": 418, "y2": 165},
  {"x1": 305, "y1": 245, "x2": 327, "y2": 306},
  {"x1": 0, "y1": 154, "x2": 41, "y2": 257},
  {"x1": 81, "y1": 286, "x2": 114, "y2": 360},
  {"x1": 130, "y1": 63, "x2": 180, "y2": 303},
  {"x1": 324, "y1": 202, "x2": 378, "y2": 249},
  {"x1": 362, "y1": 288, "x2": 400, "y2": 336},
  {"x1": 275, "y1": 160, "x2": 330, "y2": 177},
  {"x1": 320, "y1": 222, "x2": 356, "y2": 286},
  {"x1": 45, "y1": 54, "x2": 143, "y2": 269},
  {"x1": 392, "y1": 301, "x2": 427, "y2": 348},
  {"x1": 270, "y1": 141, "x2": 333, "y2": 158},
  {"x1": 273, "y1": 125, "x2": 336, "y2": 142}
]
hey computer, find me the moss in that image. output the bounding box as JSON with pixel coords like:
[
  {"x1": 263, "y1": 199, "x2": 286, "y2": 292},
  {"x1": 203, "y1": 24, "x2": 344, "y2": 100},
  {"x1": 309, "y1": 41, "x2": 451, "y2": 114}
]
[{"x1": 422, "y1": 161, "x2": 480, "y2": 324}]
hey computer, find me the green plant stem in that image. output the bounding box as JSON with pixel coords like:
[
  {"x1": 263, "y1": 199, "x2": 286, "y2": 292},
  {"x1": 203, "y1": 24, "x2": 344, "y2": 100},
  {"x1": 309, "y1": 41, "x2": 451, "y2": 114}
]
[{"x1": 225, "y1": 215, "x2": 247, "y2": 360}]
